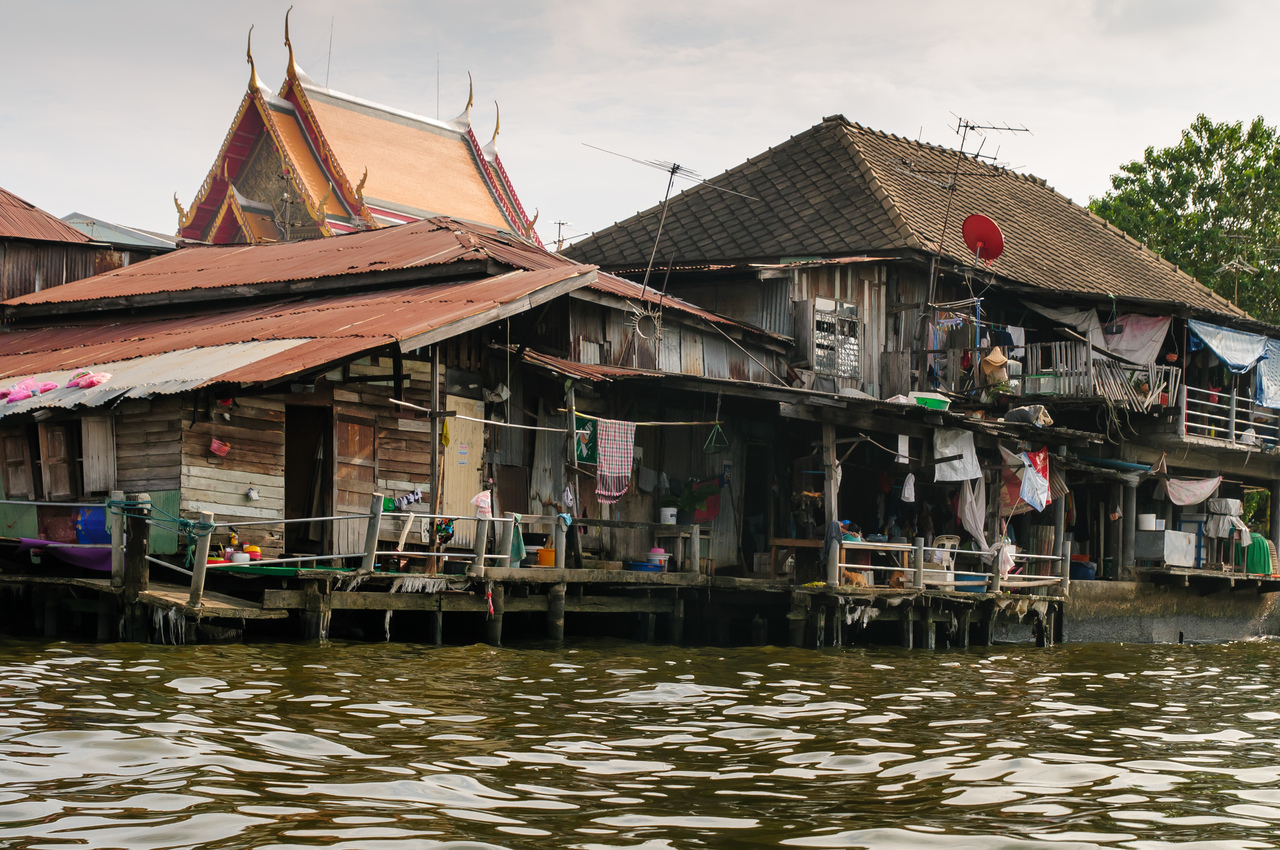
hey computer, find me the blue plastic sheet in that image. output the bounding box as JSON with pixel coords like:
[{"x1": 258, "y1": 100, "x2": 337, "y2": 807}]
[
  {"x1": 1257, "y1": 338, "x2": 1280, "y2": 409},
  {"x1": 1187, "y1": 319, "x2": 1269, "y2": 374}
]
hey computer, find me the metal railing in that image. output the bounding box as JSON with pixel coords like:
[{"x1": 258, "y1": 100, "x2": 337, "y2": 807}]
[{"x1": 1182, "y1": 384, "x2": 1280, "y2": 447}]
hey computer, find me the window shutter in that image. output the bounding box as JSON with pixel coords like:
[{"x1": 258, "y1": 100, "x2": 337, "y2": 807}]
[
  {"x1": 80, "y1": 417, "x2": 116, "y2": 494},
  {"x1": 0, "y1": 431, "x2": 33, "y2": 500}
]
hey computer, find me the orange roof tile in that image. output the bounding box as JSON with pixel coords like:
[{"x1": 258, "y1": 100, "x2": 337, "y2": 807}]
[{"x1": 305, "y1": 90, "x2": 508, "y2": 229}]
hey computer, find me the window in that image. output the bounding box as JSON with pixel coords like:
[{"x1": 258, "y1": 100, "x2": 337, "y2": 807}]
[
  {"x1": 812, "y1": 299, "x2": 860, "y2": 381},
  {"x1": 0, "y1": 417, "x2": 115, "y2": 501}
]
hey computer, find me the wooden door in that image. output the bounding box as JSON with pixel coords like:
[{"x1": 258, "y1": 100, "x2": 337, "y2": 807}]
[
  {"x1": 333, "y1": 414, "x2": 376, "y2": 555},
  {"x1": 38, "y1": 422, "x2": 74, "y2": 501},
  {"x1": 80, "y1": 417, "x2": 116, "y2": 495},
  {"x1": 442, "y1": 396, "x2": 484, "y2": 547}
]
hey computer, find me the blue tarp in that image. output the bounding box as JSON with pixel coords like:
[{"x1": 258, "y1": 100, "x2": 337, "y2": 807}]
[
  {"x1": 1258, "y1": 338, "x2": 1280, "y2": 409},
  {"x1": 1187, "y1": 319, "x2": 1269, "y2": 374}
]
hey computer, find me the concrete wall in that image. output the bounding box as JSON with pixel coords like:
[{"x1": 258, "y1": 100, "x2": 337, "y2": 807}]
[{"x1": 1063, "y1": 580, "x2": 1279, "y2": 644}]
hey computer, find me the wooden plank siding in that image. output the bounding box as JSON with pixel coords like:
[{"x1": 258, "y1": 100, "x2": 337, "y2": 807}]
[{"x1": 116, "y1": 398, "x2": 183, "y2": 493}]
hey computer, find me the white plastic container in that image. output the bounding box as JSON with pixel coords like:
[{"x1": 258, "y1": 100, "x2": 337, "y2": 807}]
[
  {"x1": 659, "y1": 507, "x2": 677, "y2": 525},
  {"x1": 1138, "y1": 513, "x2": 1157, "y2": 531},
  {"x1": 1155, "y1": 519, "x2": 1166, "y2": 531}
]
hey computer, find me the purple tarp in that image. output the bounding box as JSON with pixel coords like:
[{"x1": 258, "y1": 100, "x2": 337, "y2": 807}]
[{"x1": 17, "y1": 538, "x2": 112, "y2": 571}]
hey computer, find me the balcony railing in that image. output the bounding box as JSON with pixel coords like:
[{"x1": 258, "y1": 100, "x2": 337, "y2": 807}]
[
  {"x1": 1018, "y1": 342, "x2": 1180, "y2": 411},
  {"x1": 1181, "y1": 385, "x2": 1280, "y2": 447}
]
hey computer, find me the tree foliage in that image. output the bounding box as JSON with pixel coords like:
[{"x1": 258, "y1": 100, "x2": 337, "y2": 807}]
[{"x1": 1089, "y1": 114, "x2": 1280, "y2": 322}]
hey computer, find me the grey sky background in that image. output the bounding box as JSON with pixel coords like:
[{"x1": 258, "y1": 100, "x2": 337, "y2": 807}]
[{"x1": 0, "y1": 0, "x2": 1272, "y2": 246}]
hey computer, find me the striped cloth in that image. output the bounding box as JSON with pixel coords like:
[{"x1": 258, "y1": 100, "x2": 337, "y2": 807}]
[{"x1": 595, "y1": 419, "x2": 636, "y2": 504}]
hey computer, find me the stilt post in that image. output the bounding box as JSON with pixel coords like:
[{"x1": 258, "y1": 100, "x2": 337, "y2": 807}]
[
  {"x1": 361, "y1": 492, "x2": 383, "y2": 572},
  {"x1": 122, "y1": 492, "x2": 151, "y2": 642},
  {"x1": 548, "y1": 582, "x2": 566, "y2": 641},
  {"x1": 486, "y1": 582, "x2": 505, "y2": 645},
  {"x1": 187, "y1": 510, "x2": 214, "y2": 608},
  {"x1": 109, "y1": 489, "x2": 125, "y2": 589},
  {"x1": 913, "y1": 537, "x2": 925, "y2": 589}
]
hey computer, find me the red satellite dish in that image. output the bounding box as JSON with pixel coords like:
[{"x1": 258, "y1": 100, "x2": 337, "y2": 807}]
[{"x1": 962, "y1": 214, "x2": 1004, "y2": 262}]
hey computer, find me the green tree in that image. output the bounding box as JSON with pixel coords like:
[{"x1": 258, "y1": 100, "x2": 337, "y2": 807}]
[{"x1": 1089, "y1": 114, "x2": 1280, "y2": 322}]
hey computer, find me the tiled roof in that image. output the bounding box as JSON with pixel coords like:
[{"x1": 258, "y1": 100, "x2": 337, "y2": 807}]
[
  {"x1": 568, "y1": 116, "x2": 1244, "y2": 320},
  {"x1": 303, "y1": 85, "x2": 511, "y2": 231},
  {"x1": 0, "y1": 187, "x2": 92, "y2": 245}
]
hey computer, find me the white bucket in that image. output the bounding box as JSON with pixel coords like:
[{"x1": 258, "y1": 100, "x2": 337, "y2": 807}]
[
  {"x1": 1138, "y1": 513, "x2": 1157, "y2": 531},
  {"x1": 659, "y1": 507, "x2": 678, "y2": 525}
]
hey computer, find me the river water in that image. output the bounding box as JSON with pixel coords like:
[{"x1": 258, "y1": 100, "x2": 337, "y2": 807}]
[{"x1": 4, "y1": 638, "x2": 1280, "y2": 849}]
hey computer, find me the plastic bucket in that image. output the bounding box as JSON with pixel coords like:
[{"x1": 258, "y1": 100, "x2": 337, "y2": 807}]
[
  {"x1": 659, "y1": 507, "x2": 678, "y2": 525},
  {"x1": 537, "y1": 547, "x2": 556, "y2": 567}
]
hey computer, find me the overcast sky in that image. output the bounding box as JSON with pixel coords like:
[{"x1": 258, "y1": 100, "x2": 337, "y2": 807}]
[{"x1": 0, "y1": 0, "x2": 1273, "y2": 246}]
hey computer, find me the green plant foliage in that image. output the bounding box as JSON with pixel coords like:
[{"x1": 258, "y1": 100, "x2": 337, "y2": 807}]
[{"x1": 1089, "y1": 114, "x2": 1280, "y2": 322}]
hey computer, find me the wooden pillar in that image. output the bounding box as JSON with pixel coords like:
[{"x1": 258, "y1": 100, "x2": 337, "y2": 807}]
[
  {"x1": 123, "y1": 492, "x2": 151, "y2": 642},
  {"x1": 109, "y1": 489, "x2": 125, "y2": 589},
  {"x1": 1060, "y1": 539, "x2": 1072, "y2": 596},
  {"x1": 751, "y1": 614, "x2": 767, "y2": 646},
  {"x1": 788, "y1": 592, "x2": 808, "y2": 647},
  {"x1": 643, "y1": 612, "x2": 656, "y2": 643},
  {"x1": 362, "y1": 492, "x2": 383, "y2": 572},
  {"x1": 690, "y1": 524, "x2": 702, "y2": 574},
  {"x1": 823, "y1": 423, "x2": 839, "y2": 586},
  {"x1": 486, "y1": 583, "x2": 504, "y2": 646},
  {"x1": 301, "y1": 578, "x2": 330, "y2": 640},
  {"x1": 427, "y1": 346, "x2": 442, "y2": 574},
  {"x1": 667, "y1": 595, "x2": 684, "y2": 644},
  {"x1": 187, "y1": 510, "x2": 214, "y2": 608},
  {"x1": 899, "y1": 608, "x2": 914, "y2": 649},
  {"x1": 976, "y1": 608, "x2": 995, "y2": 646},
  {"x1": 553, "y1": 519, "x2": 566, "y2": 569},
  {"x1": 547, "y1": 582, "x2": 566, "y2": 642},
  {"x1": 915, "y1": 609, "x2": 935, "y2": 650},
  {"x1": 954, "y1": 609, "x2": 971, "y2": 649},
  {"x1": 431, "y1": 609, "x2": 443, "y2": 646},
  {"x1": 1121, "y1": 483, "x2": 1137, "y2": 579},
  {"x1": 43, "y1": 590, "x2": 59, "y2": 638},
  {"x1": 811, "y1": 605, "x2": 826, "y2": 648},
  {"x1": 1108, "y1": 482, "x2": 1123, "y2": 579},
  {"x1": 96, "y1": 592, "x2": 115, "y2": 642}
]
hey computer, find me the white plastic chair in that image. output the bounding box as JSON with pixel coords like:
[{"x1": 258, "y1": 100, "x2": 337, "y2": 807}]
[{"x1": 933, "y1": 535, "x2": 960, "y2": 572}]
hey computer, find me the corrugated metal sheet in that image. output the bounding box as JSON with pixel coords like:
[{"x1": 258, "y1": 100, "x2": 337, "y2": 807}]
[
  {"x1": 519, "y1": 349, "x2": 660, "y2": 382},
  {"x1": 0, "y1": 340, "x2": 313, "y2": 420},
  {"x1": 8, "y1": 216, "x2": 587, "y2": 307},
  {"x1": 0, "y1": 266, "x2": 589, "y2": 381},
  {"x1": 588, "y1": 272, "x2": 778, "y2": 335},
  {"x1": 0, "y1": 187, "x2": 92, "y2": 244}
]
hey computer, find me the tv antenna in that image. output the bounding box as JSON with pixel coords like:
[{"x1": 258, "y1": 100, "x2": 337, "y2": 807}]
[{"x1": 552, "y1": 220, "x2": 586, "y2": 253}]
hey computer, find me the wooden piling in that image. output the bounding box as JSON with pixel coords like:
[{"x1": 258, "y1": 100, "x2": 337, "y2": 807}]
[
  {"x1": 431, "y1": 609, "x2": 443, "y2": 646},
  {"x1": 548, "y1": 582, "x2": 566, "y2": 642},
  {"x1": 751, "y1": 614, "x2": 767, "y2": 646},
  {"x1": 123, "y1": 492, "x2": 151, "y2": 642},
  {"x1": 486, "y1": 583, "x2": 505, "y2": 646},
  {"x1": 301, "y1": 579, "x2": 330, "y2": 640},
  {"x1": 954, "y1": 610, "x2": 971, "y2": 649},
  {"x1": 899, "y1": 608, "x2": 914, "y2": 649},
  {"x1": 109, "y1": 489, "x2": 124, "y2": 589},
  {"x1": 667, "y1": 595, "x2": 684, "y2": 644},
  {"x1": 187, "y1": 510, "x2": 214, "y2": 608},
  {"x1": 362, "y1": 493, "x2": 383, "y2": 572}
]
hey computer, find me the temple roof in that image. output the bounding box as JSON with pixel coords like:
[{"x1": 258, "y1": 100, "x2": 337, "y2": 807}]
[
  {"x1": 297, "y1": 78, "x2": 511, "y2": 230},
  {"x1": 180, "y1": 19, "x2": 538, "y2": 246}
]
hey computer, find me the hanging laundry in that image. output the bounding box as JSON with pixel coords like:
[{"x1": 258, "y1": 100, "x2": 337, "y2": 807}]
[
  {"x1": 1102, "y1": 315, "x2": 1172, "y2": 367},
  {"x1": 958, "y1": 475, "x2": 989, "y2": 553},
  {"x1": 1020, "y1": 447, "x2": 1051, "y2": 512},
  {"x1": 575, "y1": 415, "x2": 597, "y2": 464},
  {"x1": 901, "y1": 473, "x2": 916, "y2": 503},
  {"x1": 637, "y1": 466, "x2": 659, "y2": 493},
  {"x1": 933, "y1": 429, "x2": 980, "y2": 482},
  {"x1": 595, "y1": 419, "x2": 636, "y2": 504},
  {"x1": 1154, "y1": 476, "x2": 1222, "y2": 506}
]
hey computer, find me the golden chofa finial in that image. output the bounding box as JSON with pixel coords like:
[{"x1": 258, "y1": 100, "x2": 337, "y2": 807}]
[
  {"x1": 246, "y1": 25, "x2": 261, "y2": 92},
  {"x1": 490, "y1": 101, "x2": 500, "y2": 144},
  {"x1": 355, "y1": 167, "x2": 369, "y2": 202},
  {"x1": 284, "y1": 6, "x2": 297, "y2": 75},
  {"x1": 524, "y1": 208, "x2": 539, "y2": 240},
  {"x1": 465, "y1": 72, "x2": 474, "y2": 113},
  {"x1": 174, "y1": 193, "x2": 192, "y2": 228}
]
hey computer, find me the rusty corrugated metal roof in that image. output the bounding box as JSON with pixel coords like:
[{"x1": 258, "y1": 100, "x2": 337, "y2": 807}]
[
  {"x1": 6, "y1": 216, "x2": 577, "y2": 308},
  {"x1": 588, "y1": 272, "x2": 773, "y2": 334},
  {"x1": 0, "y1": 186, "x2": 92, "y2": 245},
  {"x1": 0, "y1": 266, "x2": 593, "y2": 387},
  {"x1": 518, "y1": 348, "x2": 662, "y2": 382}
]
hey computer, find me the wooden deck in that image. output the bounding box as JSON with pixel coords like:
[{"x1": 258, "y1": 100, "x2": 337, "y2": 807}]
[{"x1": 141, "y1": 582, "x2": 287, "y2": 619}]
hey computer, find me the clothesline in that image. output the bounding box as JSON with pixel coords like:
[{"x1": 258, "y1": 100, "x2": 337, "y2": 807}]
[
  {"x1": 562, "y1": 409, "x2": 722, "y2": 427},
  {"x1": 388, "y1": 398, "x2": 585, "y2": 434}
]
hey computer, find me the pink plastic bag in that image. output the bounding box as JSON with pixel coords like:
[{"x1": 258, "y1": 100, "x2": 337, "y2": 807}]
[
  {"x1": 36, "y1": 381, "x2": 59, "y2": 394},
  {"x1": 7, "y1": 389, "x2": 31, "y2": 403},
  {"x1": 65, "y1": 370, "x2": 91, "y2": 388},
  {"x1": 74, "y1": 372, "x2": 111, "y2": 389}
]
